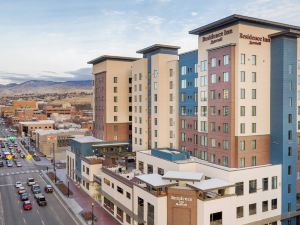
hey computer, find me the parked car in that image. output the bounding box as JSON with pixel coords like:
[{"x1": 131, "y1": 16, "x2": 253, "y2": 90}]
[
  {"x1": 16, "y1": 161, "x2": 22, "y2": 167},
  {"x1": 23, "y1": 200, "x2": 32, "y2": 210},
  {"x1": 27, "y1": 178, "x2": 35, "y2": 186},
  {"x1": 0, "y1": 161, "x2": 3, "y2": 167}
]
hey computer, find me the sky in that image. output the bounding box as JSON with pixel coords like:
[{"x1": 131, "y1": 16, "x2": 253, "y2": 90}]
[{"x1": 0, "y1": 0, "x2": 300, "y2": 84}]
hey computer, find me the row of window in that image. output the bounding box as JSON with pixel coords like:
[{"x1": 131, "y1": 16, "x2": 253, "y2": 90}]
[
  {"x1": 235, "y1": 177, "x2": 278, "y2": 196},
  {"x1": 103, "y1": 178, "x2": 131, "y2": 199},
  {"x1": 181, "y1": 64, "x2": 198, "y2": 75},
  {"x1": 236, "y1": 199, "x2": 277, "y2": 218}
]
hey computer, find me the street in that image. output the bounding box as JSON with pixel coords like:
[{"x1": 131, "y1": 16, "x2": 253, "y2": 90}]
[{"x1": 0, "y1": 122, "x2": 79, "y2": 225}]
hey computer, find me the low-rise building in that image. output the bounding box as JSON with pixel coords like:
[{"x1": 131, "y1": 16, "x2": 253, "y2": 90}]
[
  {"x1": 19, "y1": 120, "x2": 55, "y2": 138},
  {"x1": 97, "y1": 148, "x2": 282, "y2": 225},
  {"x1": 35, "y1": 128, "x2": 88, "y2": 159}
]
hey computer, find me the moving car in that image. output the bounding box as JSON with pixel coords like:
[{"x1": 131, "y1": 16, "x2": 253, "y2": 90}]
[
  {"x1": 16, "y1": 161, "x2": 22, "y2": 167},
  {"x1": 23, "y1": 200, "x2": 32, "y2": 210},
  {"x1": 31, "y1": 184, "x2": 41, "y2": 194},
  {"x1": 15, "y1": 181, "x2": 22, "y2": 188},
  {"x1": 20, "y1": 193, "x2": 29, "y2": 201},
  {"x1": 18, "y1": 187, "x2": 26, "y2": 195},
  {"x1": 44, "y1": 185, "x2": 53, "y2": 193},
  {"x1": 27, "y1": 178, "x2": 35, "y2": 186},
  {"x1": 35, "y1": 194, "x2": 47, "y2": 206},
  {"x1": 6, "y1": 160, "x2": 13, "y2": 167}
]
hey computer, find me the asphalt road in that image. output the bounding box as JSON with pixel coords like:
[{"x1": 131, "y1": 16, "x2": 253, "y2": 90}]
[{"x1": 0, "y1": 122, "x2": 78, "y2": 225}]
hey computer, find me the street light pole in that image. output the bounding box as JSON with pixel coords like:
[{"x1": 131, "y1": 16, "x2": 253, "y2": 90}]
[
  {"x1": 67, "y1": 181, "x2": 70, "y2": 198},
  {"x1": 53, "y1": 142, "x2": 56, "y2": 183},
  {"x1": 92, "y1": 203, "x2": 94, "y2": 225}
]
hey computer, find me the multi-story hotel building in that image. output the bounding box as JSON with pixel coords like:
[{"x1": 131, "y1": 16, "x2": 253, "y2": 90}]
[
  {"x1": 133, "y1": 44, "x2": 180, "y2": 150},
  {"x1": 189, "y1": 14, "x2": 300, "y2": 224},
  {"x1": 178, "y1": 50, "x2": 199, "y2": 156},
  {"x1": 89, "y1": 15, "x2": 300, "y2": 223},
  {"x1": 88, "y1": 56, "x2": 137, "y2": 142}
]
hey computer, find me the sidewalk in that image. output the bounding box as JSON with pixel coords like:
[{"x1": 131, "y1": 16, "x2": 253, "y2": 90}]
[{"x1": 55, "y1": 169, "x2": 119, "y2": 225}]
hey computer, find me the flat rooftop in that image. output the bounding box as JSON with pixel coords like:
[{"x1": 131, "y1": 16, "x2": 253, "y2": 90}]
[
  {"x1": 163, "y1": 171, "x2": 203, "y2": 182},
  {"x1": 136, "y1": 44, "x2": 180, "y2": 54},
  {"x1": 136, "y1": 174, "x2": 178, "y2": 188},
  {"x1": 20, "y1": 120, "x2": 54, "y2": 125},
  {"x1": 34, "y1": 128, "x2": 87, "y2": 135},
  {"x1": 187, "y1": 178, "x2": 234, "y2": 191},
  {"x1": 189, "y1": 14, "x2": 300, "y2": 35},
  {"x1": 71, "y1": 136, "x2": 102, "y2": 144},
  {"x1": 87, "y1": 55, "x2": 139, "y2": 65}
]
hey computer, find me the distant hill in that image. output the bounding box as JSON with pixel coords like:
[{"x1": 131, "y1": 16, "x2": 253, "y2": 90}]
[{"x1": 0, "y1": 80, "x2": 92, "y2": 96}]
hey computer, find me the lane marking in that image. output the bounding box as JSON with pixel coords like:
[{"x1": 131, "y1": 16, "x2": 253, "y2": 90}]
[
  {"x1": 41, "y1": 219, "x2": 45, "y2": 225},
  {"x1": 23, "y1": 217, "x2": 27, "y2": 224}
]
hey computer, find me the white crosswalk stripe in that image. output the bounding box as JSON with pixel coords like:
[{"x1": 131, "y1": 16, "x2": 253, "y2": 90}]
[{"x1": 0, "y1": 169, "x2": 41, "y2": 177}]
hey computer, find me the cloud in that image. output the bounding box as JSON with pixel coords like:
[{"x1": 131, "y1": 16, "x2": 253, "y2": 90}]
[
  {"x1": 191, "y1": 12, "x2": 198, "y2": 16},
  {"x1": 147, "y1": 16, "x2": 164, "y2": 25},
  {"x1": 0, "y1": 67, "x2": 92, "y2": 84},
  {"x1": 101, "y1": 10, "x2": 125, "y2": 16}
]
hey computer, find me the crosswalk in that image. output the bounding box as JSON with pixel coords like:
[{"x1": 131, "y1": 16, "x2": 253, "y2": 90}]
[{"x1": 0, "y1": 169, "x2": 40, "y2": 177}]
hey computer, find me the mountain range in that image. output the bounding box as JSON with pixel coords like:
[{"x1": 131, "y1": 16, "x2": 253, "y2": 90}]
[{"x1": 0, "y1": 80, "x2": 92, "y2": 96}]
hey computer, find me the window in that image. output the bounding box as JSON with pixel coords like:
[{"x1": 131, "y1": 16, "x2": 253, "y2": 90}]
[
  {"x1": 252, "y1": 55, "x2": 256, "y2": 65},
  {"x1": 181, "y1": 66, "x2": 186, "y2": 75},
  {"x1": 251, "y1": 156, "x2": 256, "y2": 166},
  {"x1": 104, "y1": 178, "x2": 110, "y2": 186},
  {"x1": 86, "y1": 168, "x2": 89, "y2": 175},
  {"x1": 194, "y1": 64, "x2": 198, "y2": 73},
  {"x1": 223, "y1": 89, "x2": 229, "y2": 99},
  {"x1": 288, "y1": 184, "x2": 292, "y2": 193},
  {"x1": 223, "y1": 123, "x2": 228, "y2": 133},
  {"x1": 223, "y1": 106, "x2": 229, "y2": 116},
  {"x1": 262, "y1": 201, "x2": 268, "y2": 212},
  {"x1": 239, "y1": 141, "x2": 245, "y2": 151},
  {"x1": 181, "y1": 80, "x2": 186, "y2": 89},
  {"x1": 240, "y1": 54, "x2": 245, "y2": 64},
  {"x1": 211, "y1": 90, "x2": 216, "y2": 100},
  {"x1": 249, "y1": 203, "x2": 257, "y2": 216},
  {"x1": 154, "y1": 82, "x2": 158, "y2": 90},
  {"x1": 288, "y1": 203, "x2": 291, "y2": 212},
  {"x1": 117, "y1": 207, "x2": 124, "y2": 222},
  {"x1": 251, "y1": 140, "x2": 257, "y2": 150},
  {"x1": 114, "y1": 106, "x2": 118, "y2": 112},
  {"x1": 235, "y1": 182, "x2": 244, "y2": 195},
  {"x1": 252, "y1": 89, "x2": 256, "y2": 99},
  {"x1": 240, "y1": 106, "x2": 245, "y2": 116},
  {"x1": 223, "y1": 72, "x2": 229, "y2": 82},
  {"x1": 211, "y1": 58, "x2": 217, "y2": 67},
  {"x1": 249, "y1": 180, "x2": 257, "y2": 193},
  {"x1": 194, "y1": 77, "x2": 198, "y2": 87},
  {"x1": 126, "y1": 214, "x2": 131, "y2": 223},
  {"x1": 288, "y1": 130, "x2": 292, "y2": 140},
  {"x1": 200, "y1": 76, "x2": 207, "y2": 86},
  {"x1": 288, "y1": 165, "x2": 292, "y2": 175},
  {"x1": 147, "y1": 203, "x2": 155, "y2": 225},
  {"x1": 262, "y1": 178, "x2": 268, "y2": 191},
  {"x1": 240, "y1": 71, "x2": 245, "y2": 82},
  {"x1": 114, "y1": 96, "x2": 118, "y2": 102},
  {"x1": 289, "y1": 97, "x2": 293, "y2": 107},
  {"x1": 147, "y1": 164, "x2": 153, "y2": 174},
  {"x1": 239, "y1": 158, "x2": 245, "y2": 168},
  {"x1": 114, "y1": 116, "x2": 118, "y2": 122},
  {"x1": 223, "y1": 140, "x2": 229, "y2": 150},
  {"x1": 117, "y1": 186, "x2": 124, "y2": 194},
  {"x1": 223, "y1": 55, "x2": 229, "y2": 65},
  {"x1": 154, "y1": 69, "x2": 158, "y2": 77},
  {"x1": 240, "y1": 123, "x2": 245, "y2": 134},
  {"x1": 252, "y1": 123, "x2": 256, "y2": 133},
  {"x1": 272, "y1": 176, "x2": 278, "y2": 189},
  {"x1": 113, "y1": 87, "x2": 117, "y2": 93},
  {"x1": 252, "y1": 106, "x2": 256, "y2": 116},
  {"x1": 236, "y1": 206, "x2": 243, "y2": 218},
  {"x1": 210, "y1": 212, "x2": 222, "y2": 224},
  {"x1": 252, "y1": 72, "x2": 256, "y2": 82},
  {"x1": 288, "y1": 114, "x2": 292, "y2": 123},
  {"x1": 271, "y1": 199, "x2": 277, "y2": 210},
  {"x1": 201, "y1": 106, "x2": 207, "y2": 117},
  {"x1": 201, "y1": 60, "x2": 207, "y2": 71},
  {"x1": 113, "y1": 77, "x2": 118, "y2": 83},
  {"x1": 200, "y1": 91, "x2": 207, "y2": 101},
  {"x1": 158, "y1": 168, "x2": 164, "y2": 176},
  {"x1": 240, "y1": 88, "x2": 245, "y2": 99},
  {"x1": 288, "y1": 64, "x2": 293, "y2": 75},
  {"x1": 211, "y1": 74, "x2": 217, "y2": 84},
  {"x1": 288, "y1": 146, "x2": 292, "y2": 156},
  {"x1": 223, "y1": 156, "x2": 229, "y2": 167},
  {"x1": 126, "y1": 192, "x2": 131, "y2": 199}
]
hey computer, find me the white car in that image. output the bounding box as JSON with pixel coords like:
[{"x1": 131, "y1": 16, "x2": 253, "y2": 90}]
[
  {"x1": 27, "y1": 178, "x2": 36, "y2": 186},
  {"x1": 16, "y1": 162, "x2": 22, "y2": 167},
  {"x1": 15, "y1": 181, "x2": 22, "y2": 188}
]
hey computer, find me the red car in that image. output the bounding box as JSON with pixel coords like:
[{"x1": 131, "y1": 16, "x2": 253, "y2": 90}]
[{"x1": 23, "y1": 200, "x2": 32, "y2": 210}]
